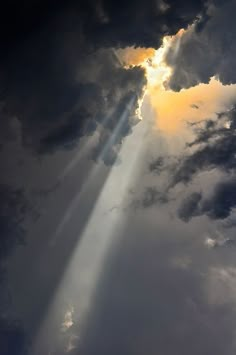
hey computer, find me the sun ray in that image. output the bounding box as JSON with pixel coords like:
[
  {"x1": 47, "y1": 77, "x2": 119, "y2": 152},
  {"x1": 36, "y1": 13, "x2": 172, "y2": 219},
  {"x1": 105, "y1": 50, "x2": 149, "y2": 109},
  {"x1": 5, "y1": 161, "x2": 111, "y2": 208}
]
[{"x1": 31, "y1": 93, "x2": 146, "y2": 355}]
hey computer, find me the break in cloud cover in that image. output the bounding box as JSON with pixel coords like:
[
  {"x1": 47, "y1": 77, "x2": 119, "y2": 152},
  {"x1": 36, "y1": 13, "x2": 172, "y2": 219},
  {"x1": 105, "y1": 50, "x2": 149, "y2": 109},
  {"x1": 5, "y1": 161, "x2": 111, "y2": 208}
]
[{"x1": 1, "y1": 1, "x2": 236, "y2": 354}]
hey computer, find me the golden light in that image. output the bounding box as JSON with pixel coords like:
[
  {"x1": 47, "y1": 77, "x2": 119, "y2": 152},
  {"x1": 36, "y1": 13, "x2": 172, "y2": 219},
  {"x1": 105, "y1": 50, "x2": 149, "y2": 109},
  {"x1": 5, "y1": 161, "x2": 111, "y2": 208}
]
[
  {"x1": 117, "y1": 29, "x2": 236, "y2": 134},
  {"x1": 142, "y1": 36, "x2": 173, "y2": 88}
]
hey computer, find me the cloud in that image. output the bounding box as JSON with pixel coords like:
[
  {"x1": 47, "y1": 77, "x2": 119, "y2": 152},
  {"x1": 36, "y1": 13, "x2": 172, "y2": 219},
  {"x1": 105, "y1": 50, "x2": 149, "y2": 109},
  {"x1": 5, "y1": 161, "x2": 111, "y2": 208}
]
[
  {"x1": 0, "y1": 186, "x2": 31, "y2": 355},
  {"x1": 0, "y1": 317, "x2": 29, "y2": 355},
  {"x1": 169, "y1": 106, "x2": 236, "y2": 186},
  {"x1": 165, "y1": 0, "x2": 236, "y2": 90},
  {"x1": 144, "y1": 105, "x2": 236, "y2": 222},
  {"x1": 0, "y1": 13, "x2": 147, "y2": 164},
  {"x1": 0, "y1": 185, "x2": 30, "y2": 266},
  {"x1": 190, "y1": 104, "x2": 200, "y2": 109},
  {"x1": 84, "y1": 0, "x2": 207, "y2": 48},
  {"x1": 149, "y1": 156, "x2": 166, "y2": 175},
  {"x1": 178, "y1": 178, "x2": 236, "y2": 221},
  {"x1": 178, "y1": 192, "x2": 202, "y2": 221},
  {"x1": 207, "y1": 267, "x2": 236, "y2": 305},
  {"x1": 204, "y1": 235, "x2": 234, "y2": 249},
  {"x1": 201, "y1": 179, "x2": 236, "y2": 219},
  {"x1": 0, "y1": 0, "x2": 208, "y2": 163},
  {"x1": 0, "y1": 0, "x2": 207, "y2": 52},
  {"x1": 1, "y1": 39, "x2": 146, "y2": 164},
  {"x1": 166, "y1": 106, "x2": 236, "y2": 221}
]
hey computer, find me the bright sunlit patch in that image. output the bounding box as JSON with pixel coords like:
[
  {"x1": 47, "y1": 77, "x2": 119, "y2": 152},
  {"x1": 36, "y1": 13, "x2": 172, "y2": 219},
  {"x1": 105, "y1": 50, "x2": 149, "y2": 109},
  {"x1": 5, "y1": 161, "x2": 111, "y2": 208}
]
[
  {"x1": 205, "y1": 237, "x2": 217, "y2": 249},
  {"x1": 149, "y1": 78, "x2": 236, "y2": 133},
  {"x1": 117, "y1": 29, "x2": 184, "y2": 90},
  {"x1": 117, "y1": 29, "x2": 236, "y2": 134},
  {"x1": 142, "y1": 36, "x2": 173, "y2": 88},
  {"x1": 117, "y1": 47, "x2": 156, "y2": 67},
  {"x1": 61, "y1": 306, "x2": 74, "y2": 332}
]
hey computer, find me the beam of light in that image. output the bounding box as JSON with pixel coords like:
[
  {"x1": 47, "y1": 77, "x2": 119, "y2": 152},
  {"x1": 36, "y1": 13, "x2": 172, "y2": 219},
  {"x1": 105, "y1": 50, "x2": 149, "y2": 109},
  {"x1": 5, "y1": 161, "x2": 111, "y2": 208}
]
[
  {"x1": 31, "y1": 94, "x2": 146, "y2": 355},
  {"x1": 52, "y1": 48, "x2": 136, "y2": 186},
  {"x1": 51, "y1": 95, "x2": 137, "y2": 244},
  {"x1": 58, "y1": 138, "x2": 93, "y2": 182},
  {"x1": 98, "y1": 95, "x2": 136, "y2": 161}
]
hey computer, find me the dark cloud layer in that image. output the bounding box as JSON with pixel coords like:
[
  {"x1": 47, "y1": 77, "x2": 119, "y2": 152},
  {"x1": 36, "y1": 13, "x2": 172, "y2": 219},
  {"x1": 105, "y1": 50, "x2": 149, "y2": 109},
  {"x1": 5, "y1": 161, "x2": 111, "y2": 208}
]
[
  {"x1": 178, "y1": 180, "x2": 236, "y2": 221},
  {"x1": 167, "y1": 107, "x2": 236, "y2": 184},
  {"x1": 0, "y1": 318, "x2": 29, "y2": 355},
  {"x1": 0, "y1": 185, "x2": 29, "y2": 266},
  {"x1": 0, "y1": 186, "x2": 30, "y2": 355},
  {"x1": 145, "y1": 106, "x2": 236, "y2": 222},
  {"x1": 0, "y1": 0, "x2": 207, "y2": 163},
  {"x1": 1, "y1": 40, "x2": 146, "y2": 163},
  {"x1": 171, "y1": 106, "x2": 236, "y2": 221},
  {"x1": 0, "y1": 0, "x2": 207, "y2": 51},
  {"x1": 165, "y1": 0, "x2": 236, "y2": 90}
]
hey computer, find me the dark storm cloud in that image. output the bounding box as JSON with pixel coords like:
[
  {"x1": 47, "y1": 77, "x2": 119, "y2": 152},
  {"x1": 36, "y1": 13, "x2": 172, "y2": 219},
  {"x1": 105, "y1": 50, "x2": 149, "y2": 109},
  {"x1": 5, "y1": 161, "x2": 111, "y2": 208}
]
[
  {"x1": 85, "y1": 0, "x2": 207, "y2": 48},
  {"x1": 169, "y1": 106, "x2": 236, "y2": 221},
  {"x1": 178, "y1": 178, "x2": 236, "y2": 221},
  {"x1": 171, "y1": 106, "x2": 236, "y2": 186},
  {"x1": 0, "y1": 318, "x2": 29, "y2": 355},
  {"x1": 0, "y1": 185, "x2": 30, "y2": 265},
  {"x1": 178, "y1": 192, "x2": 202, "y2": 221},
  {"x1": 0, "y1": 0, "x2": 207, "y2": 162},
  {"x1": 0, "y1": 186, "x2": 31, "y2": 355},
  {"x1": 1, "y1": 36, "x2": 146, "y2": 162},
  {"x1": 0, "y1": 0, "x2": 207, "y2": 51},
  {"x1": 165, "y1": 0, "x2": 236, "y2": 90}
]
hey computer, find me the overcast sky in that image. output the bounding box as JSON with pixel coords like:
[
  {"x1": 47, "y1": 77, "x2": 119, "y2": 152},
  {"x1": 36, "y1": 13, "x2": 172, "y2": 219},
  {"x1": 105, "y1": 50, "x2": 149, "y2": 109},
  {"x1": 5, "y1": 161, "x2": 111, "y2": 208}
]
[{"x1": 1, "y1": 1, "x2": 236, "y2": 354}]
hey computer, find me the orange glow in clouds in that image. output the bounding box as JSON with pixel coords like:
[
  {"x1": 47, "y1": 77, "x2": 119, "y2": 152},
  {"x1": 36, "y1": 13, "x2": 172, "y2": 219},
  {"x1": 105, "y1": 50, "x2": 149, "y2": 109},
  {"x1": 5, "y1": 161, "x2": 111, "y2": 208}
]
[{"x1": 117, "y1": 30, "x2": 236, "y2": 134}]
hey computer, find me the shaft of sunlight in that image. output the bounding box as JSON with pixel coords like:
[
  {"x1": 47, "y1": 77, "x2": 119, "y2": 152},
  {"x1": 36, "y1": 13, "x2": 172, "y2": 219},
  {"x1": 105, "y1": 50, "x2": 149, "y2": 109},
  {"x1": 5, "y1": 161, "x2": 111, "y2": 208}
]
[
  {"x1": 52, "y1": 95, "x2": 136, "y2": 243},
  {"x1": 31, "y1": 93, "x2": 146, "y2": 355}
]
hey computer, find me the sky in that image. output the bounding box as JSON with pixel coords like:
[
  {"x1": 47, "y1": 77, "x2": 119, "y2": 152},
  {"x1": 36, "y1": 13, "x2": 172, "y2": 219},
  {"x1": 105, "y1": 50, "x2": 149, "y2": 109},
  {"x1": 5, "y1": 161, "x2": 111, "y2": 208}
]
[{"x1": 1, "y1": 1, "x2": 236, "y2": 354}]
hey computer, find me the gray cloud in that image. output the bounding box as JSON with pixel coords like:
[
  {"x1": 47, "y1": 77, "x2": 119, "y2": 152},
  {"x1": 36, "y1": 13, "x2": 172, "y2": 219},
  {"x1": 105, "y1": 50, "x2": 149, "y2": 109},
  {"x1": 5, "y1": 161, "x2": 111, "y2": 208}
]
[
  {"x1": 171, "y1": 106, "x2": 236, "y2": 221},
  {"x1": 178, "y1": 192, "x2": 202, "y2": 221},
  {"x1": 0, "y1": 317, "x2": 29, "y2": 355},
  {"x1": 0, "y1": 185, "x2": 30, "y2": 265},
  {"x1": 170, "y1": 106, "x2": 236, "y2": 186},
  {"x1": 165, "y1": 0, "x2": 236, "y2": 90},
  {"x1": 0, "y1": 0, "x2": 207, "y2": 52},
  {"x1": 178, "y1": 178, "x2": 236, "y2": 221},
  {"x1": 145, "y1": 106, "x2": 236, "y2": 222},
  {"x1": 0, "y1": 185, "x2": 31, "y2": 354},
  {"x1": 1, "y1": 42, "x2": 146, "y2": 164}
]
